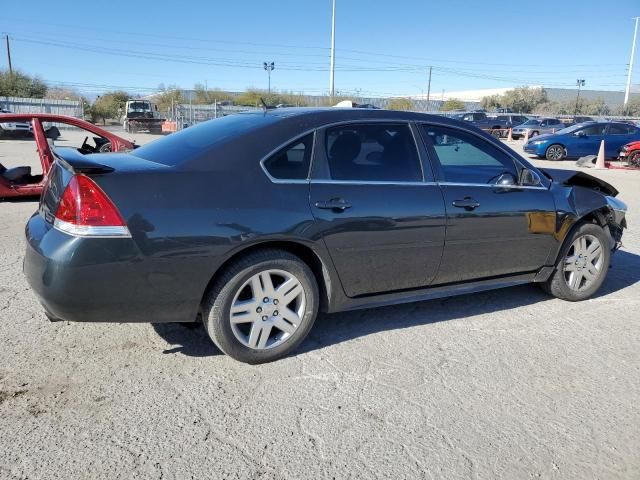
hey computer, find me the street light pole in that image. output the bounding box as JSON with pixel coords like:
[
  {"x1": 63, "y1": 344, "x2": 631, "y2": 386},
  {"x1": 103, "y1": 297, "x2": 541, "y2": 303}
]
[
  {"x1": 426, "y1": 65, "x2": 432, "y2": 107},
  {"x1": 574, "y1": 79, "x2": 585, "y2": 115},
  {"x1": 329, "y1": 0, "x2": 336, "y2": 98},
  {"x1": 624, "y1": 17, "x2": 640, "y2": 110},
  {"x1": 263, "y1": 61, "x2": 275, "y2": 94}
]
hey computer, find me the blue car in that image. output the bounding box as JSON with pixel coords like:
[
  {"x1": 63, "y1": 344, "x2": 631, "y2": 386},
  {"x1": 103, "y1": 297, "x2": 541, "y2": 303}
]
[{"x1": 523, "y1": 122, "x2": 640, "y2": 160}]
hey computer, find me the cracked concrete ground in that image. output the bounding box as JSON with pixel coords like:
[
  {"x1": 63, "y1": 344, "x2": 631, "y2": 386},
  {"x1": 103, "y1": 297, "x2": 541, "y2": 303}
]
[{"x1": 0, "y1": 131, "x2": 639, "y2": 479}]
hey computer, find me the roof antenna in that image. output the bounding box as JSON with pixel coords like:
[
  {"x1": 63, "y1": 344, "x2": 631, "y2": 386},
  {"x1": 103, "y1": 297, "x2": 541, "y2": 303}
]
[{"x1": 260, "y1": 97, "x2": 269, "y2": 112}]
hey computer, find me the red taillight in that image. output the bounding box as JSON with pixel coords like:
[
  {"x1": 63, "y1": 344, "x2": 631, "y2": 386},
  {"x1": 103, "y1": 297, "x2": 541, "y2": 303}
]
[{"x1": 53, "y1": 175, "x2": 130, "y2": 237}]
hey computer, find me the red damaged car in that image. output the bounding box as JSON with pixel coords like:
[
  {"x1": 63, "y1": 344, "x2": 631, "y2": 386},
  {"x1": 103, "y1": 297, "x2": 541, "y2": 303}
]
[
  {"x1": 619, "y1": 140, "x2": 640, "y2": 167},
  {"x1": 0, "y1": 114, "x2": 135, "y2": 199}
]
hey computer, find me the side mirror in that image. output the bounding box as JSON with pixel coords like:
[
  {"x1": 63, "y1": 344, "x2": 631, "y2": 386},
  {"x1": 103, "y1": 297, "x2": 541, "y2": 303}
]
[
  {"x1": 576, "y1": 131, "x2": 586, "y2": 137},
  {"x1": 495, "y1": 172, "x2": 517, "y2": 186},
  {"x1": 520, "y1": 168, "x2": 542, "y2": 186}
]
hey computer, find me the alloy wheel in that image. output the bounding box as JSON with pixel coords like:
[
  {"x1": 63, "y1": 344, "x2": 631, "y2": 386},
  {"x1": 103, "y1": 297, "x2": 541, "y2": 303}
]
[
  {"x1": 546, "y1": 145, "x2": 564, "y2": 160},
  {"x1": 229, "y1": 269, "x2": 306, "y2": 350},
  {"x1": 563, "y1": 234, "x2": 603, "y2": 292}
]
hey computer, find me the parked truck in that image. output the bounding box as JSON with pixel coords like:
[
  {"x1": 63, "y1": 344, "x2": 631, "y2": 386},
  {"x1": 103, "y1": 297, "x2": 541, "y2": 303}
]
[
  {"x1": 123, "y1": 100, "x2": 164, "y2": 134},
  {"x1": 452, "y1": 111, "x2": 514, "y2": 138}
]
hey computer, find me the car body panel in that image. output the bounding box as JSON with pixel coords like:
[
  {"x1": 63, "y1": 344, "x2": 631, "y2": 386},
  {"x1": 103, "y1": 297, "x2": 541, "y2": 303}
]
[
  {"x1": 22, "y1": 108, "x2": 627, "y2": 322},
  {"x1": 0, "y1": 113, "x2": 135, "y2": 198}
]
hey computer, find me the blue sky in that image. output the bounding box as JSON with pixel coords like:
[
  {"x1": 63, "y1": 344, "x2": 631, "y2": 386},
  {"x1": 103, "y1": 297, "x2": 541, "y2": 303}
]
[{"x1": 1, "y1": 0, "x2": 638, "y2": 98}]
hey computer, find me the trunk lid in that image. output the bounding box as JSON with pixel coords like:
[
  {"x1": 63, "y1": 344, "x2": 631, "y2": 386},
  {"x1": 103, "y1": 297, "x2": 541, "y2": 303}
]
[{"x1": 40, "y1": 147, "x2": 169, "y2": 224}]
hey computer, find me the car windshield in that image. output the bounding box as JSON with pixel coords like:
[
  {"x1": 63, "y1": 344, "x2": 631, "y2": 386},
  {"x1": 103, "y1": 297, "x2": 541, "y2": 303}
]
[
  {"x1": 132, "y1": 112, "x2": 279, "y2": 166},
  {"x1": 127, "y1": 102, "x2": 152, "y2": 112},
  {"x1": 521, "y1": 119, "x2": 541, "y2": 126}
]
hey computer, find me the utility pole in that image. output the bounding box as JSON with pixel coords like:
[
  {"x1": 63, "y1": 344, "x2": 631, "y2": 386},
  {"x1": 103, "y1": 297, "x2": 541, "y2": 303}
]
[
  {"x1": 426, "y1": 66, "x2": 432, "y2": 108},
  {"x1": 575, "y1": 79, "x2": 585, "y2": 115},
  {"x1": 624, "y1": 17, "x2": 640, "y2": 110},
  {"x1": 5, "y1": 34, "x2": 13, "y2": 75},
  {"x1": 263, "y1": 62, "x2": 275, "y2": 94},
  {"x1": 329, "y1": 0, "x2": 336, "y2": 98}
]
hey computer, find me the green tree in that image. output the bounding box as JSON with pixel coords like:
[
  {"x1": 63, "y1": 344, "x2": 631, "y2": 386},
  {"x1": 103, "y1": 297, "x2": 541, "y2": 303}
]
[
  {"x1": 480, "y1": 87, "x2": 548, "y2": 113},
  {"x1": 193, "y1": 84, "x2": 234, "y2": 104},
  {"x1": 387, "y1": 98, "x2": 413, "y2": 111},
  {"x1": 480, "y1": 94, "x2": 502, "y2": 111},
  {"x1": 440, "y1": 98, "x2": 465, "y2": 111},
  {"x1": 88, "y1": 90, "x2": 130, "y2": 124},
  {"x1": 0, "y1": 70, "x2": 47, "y2": 98},
  {"x1": 155, "y1": 86, "x2": 184, "y2": 113}
]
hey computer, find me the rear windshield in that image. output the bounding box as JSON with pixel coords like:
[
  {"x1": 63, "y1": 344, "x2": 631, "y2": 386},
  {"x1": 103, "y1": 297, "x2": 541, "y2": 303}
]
[{"x1": 132, "y1": 113, "x2": 277, "y2": 166}]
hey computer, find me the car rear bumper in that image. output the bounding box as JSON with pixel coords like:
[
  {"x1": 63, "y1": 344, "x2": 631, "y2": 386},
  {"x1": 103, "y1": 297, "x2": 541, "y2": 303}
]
[{"x1": 23, "y1": 212, "x2": 198, "y2": 323}]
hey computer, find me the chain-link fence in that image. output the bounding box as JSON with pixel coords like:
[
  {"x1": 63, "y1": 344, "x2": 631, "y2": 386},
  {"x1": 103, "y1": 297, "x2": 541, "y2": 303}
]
[{"x1": 1, "y1": 96, "x2": 83, "y2": 118}]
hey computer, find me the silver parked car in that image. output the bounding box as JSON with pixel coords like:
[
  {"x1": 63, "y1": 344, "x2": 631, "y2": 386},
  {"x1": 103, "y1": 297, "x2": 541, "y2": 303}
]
[
  {"x1": 512, "y1": 117, "x2": 564, "y2": 140},
  {"x1": 0, "y1": 108, "x2": 32, "y2": 137}
]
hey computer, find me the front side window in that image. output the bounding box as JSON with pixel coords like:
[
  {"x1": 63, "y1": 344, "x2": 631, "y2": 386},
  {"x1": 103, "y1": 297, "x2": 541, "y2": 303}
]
[
  {"x1": 579, "y1": 124, "x2": 607, "y2": 136},
  {"x1": 324, "y1": 123, "x2": 422, "y2": 182},
  {"x1": 263, "y1": 133, "x2": 314, "y2": 180},
  {"x1": 421, "y1": 125, "x2": 517, "y2": 184}
]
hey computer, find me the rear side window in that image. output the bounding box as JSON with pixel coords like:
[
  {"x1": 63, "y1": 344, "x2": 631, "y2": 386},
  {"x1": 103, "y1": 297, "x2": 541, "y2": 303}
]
[
  {"x1": 324, "y1": 123, "x2": 422, "y2": 182},
  {"x1": 608, "y1": 124, "x2": 635, "y2": 135},
  {"x1": 421, "y1": 125, "x2": 517, "y2": 184},
  {"x1": 263, "y1": 133, "x2": 314, "y2": 180}
]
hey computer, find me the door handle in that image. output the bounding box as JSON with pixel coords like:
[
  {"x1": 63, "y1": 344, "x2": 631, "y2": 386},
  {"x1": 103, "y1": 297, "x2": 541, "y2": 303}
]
[
  {"x1": 452, "y1": 198, "x2": 480, "y2": 210},
  {"x1": 314, "y1": 198, "x2": 352, "y2": 211}
]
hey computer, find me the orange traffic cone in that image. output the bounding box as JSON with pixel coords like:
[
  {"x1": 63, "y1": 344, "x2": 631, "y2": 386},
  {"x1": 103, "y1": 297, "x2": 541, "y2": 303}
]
[
  {"x1": 595, "y1": 140, "x2": 606, "y2": 169},
  {"x1": 523, "y1": 130, "x2": 529, "y2": 144},
  {"x1": 507, "y1": 128, "x2": 513, "y2": 141}
]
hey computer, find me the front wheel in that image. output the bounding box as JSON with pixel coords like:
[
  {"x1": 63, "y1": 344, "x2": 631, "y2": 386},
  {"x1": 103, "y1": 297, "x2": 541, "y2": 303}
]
[
  {"x1": 542, "y1": 222, "x2": 610, "y2": 301},
  {"x1": 202, "y1": 249, "x2": 319, "y2": 364},
  {"x1": 545, "y1": 144, "x2": 565, "y2": 160},
  {"x1": 628, "y1": 151, "x2": 640, "y2": 167}
]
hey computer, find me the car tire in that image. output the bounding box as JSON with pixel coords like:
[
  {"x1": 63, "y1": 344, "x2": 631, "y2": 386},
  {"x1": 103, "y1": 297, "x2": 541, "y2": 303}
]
[
  {"x1": 531, "y1": 130, "x2": 539, "y2": 138},
  {"x1": 545, "y1": 144, "x2": 565, "y2": 160},
  {"x1": 490, "y1": 128, "x2": 501, "y2": 138},
  {"x1": 542, "y1": 222, "x2": 610, "y2": 301},
  {"x1": 628, "y1": 151, "x2": 640, "y2": 167},
  {"x1": 202, "y1": 249, "x2": 319, "y2": 364}
]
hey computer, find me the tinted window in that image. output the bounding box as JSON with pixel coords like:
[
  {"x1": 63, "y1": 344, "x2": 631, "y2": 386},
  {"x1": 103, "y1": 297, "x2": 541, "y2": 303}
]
[
  {"x1": 421, "y1": 125, "x2": 517, "y2": 184},
  {"x1": 325, "y1": 123, "x2": 422, "y2": 182},
  {"x1": 132, "y1": 113, "x2": 278, "y2": 166},
  {"x1": 263, "y1": 133, "x2": 313, "y2": 180},
  {"x1": 608, "y1": 123, "x2": 635, "y2": 135}
]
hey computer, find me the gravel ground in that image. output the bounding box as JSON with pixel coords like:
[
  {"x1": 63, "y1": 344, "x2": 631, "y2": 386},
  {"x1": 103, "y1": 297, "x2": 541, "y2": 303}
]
[{"x1": 1, "y1": 130, "x2": 639, "y2": 479}]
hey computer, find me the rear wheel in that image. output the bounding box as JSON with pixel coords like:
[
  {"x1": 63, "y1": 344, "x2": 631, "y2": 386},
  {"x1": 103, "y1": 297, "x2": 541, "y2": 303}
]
[
  {"x1": 531, "y1": 130, "x2": 539, "y2": 138},
  {"x1": 542, "y1": 222, "x2": 610, "y2": 301},
  {"x1": 545, "y1": 144, "x2": 565, "y2": 160},
  {"x1": 490, "y1": 128, "x2": 502, "y2": 138},
  {"x1": 202, "y1": 249, "x2": 319, "y2": 364}
]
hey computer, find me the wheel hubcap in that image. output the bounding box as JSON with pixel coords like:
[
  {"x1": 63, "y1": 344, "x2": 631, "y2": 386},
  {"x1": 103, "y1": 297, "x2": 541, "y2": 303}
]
[
  {"x1": 548, "y1": 146, "x2": 563, "y2": 160},
  {"x1": 563, "y1": 234, "x2": 603, "y2": 291},
  {"x1": 229, "y1": 269, "x2": 306, "y2": 350}
]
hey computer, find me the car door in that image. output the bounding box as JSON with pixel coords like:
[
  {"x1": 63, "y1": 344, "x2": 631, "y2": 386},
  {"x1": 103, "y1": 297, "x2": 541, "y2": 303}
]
[
  {"x1": 419, "y1": 123, "x2": 557, "y2": 284},
  {"x1": 605, "y1": 123, "x2": 638, "y2": 157},
  {"x1": 569, "y1": 123, "x2": 607, "y2": 157},
  {"x1": 309, "y1": 122, "x2": 446, "y2": 297}
]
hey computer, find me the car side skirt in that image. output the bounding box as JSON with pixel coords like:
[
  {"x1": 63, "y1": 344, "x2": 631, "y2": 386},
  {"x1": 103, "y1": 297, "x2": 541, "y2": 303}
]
[{"x1": 329, "y1": 270, "x2": 545, "y2": 313}]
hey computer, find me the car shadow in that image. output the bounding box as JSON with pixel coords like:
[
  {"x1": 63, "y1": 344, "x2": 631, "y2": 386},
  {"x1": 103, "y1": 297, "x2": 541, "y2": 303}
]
[{"x1": 151, "y1": 249, "x2": 640, "y2": 358}]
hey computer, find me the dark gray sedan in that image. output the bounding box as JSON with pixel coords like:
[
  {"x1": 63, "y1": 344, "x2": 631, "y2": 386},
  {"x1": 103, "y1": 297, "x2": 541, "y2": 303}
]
[{"x1": 24, "y1": 108, "x2": 627, "y2": 363}]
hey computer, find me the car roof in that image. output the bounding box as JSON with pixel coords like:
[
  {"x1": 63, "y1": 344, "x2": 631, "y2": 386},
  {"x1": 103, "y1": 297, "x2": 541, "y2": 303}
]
[{"x1": 236, "y1": 107, "x2": 476, "y2": 128}]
